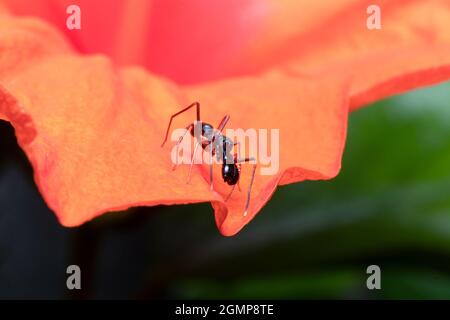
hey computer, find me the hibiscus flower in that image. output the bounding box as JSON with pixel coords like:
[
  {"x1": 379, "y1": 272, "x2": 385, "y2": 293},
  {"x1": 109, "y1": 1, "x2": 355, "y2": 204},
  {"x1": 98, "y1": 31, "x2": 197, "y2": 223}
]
[{"x1": 0, "y1": 0, "x2": 449, "y2": 236}]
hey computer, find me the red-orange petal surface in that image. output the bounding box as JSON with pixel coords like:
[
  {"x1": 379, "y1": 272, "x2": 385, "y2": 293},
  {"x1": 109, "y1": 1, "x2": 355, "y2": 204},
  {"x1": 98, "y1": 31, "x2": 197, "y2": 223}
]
[{"x1": 1, "y1": 1, "x2": 450, "y2": 235}]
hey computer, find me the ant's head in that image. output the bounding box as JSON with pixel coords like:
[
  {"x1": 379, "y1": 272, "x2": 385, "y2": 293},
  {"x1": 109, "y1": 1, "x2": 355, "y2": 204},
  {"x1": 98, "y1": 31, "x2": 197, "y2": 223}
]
[
  {"x1": 191, "y1": 122, "x2": 214, "y2": 140},
  {"x1": 201, "y1": 123, "x2": 214, "y2": 139}
]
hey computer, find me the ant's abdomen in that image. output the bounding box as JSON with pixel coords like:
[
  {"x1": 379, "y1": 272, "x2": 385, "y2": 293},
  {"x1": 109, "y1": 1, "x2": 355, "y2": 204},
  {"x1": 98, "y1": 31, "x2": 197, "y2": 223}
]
[{"x1": 222, "y1": 163, "x2": 239, "y2": 185}]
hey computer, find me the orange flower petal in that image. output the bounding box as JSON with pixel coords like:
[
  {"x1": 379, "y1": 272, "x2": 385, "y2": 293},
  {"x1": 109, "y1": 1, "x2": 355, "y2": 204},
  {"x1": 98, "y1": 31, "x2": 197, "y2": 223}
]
[
  {"x1": 0, "y1": 11, "x2": 349, "y2": 235},
  {"x1": 232, "y1": 0, "x2": 450, "y2": 109},
  {"x1": 3, "y1": 0, "x2": 268, "y2": 83},
  {"x1": 22, "y1": 0, "x2": 167, "y2": 71},
  {"x1": 184, "y1": 73, "x2": 349, "y2": 235},
  {"x1": 0, "y1": 59, "x2": 223, "y2": 227},
  {"x1": 2, "y1": 1, "x2": 450, "y2": 236}
]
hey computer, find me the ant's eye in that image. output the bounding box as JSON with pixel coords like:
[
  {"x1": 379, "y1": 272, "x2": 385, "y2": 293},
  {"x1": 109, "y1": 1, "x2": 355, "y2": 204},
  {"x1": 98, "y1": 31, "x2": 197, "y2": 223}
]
[{"x1": 202, "y1": 123, "x2": 214, "y2": 137}]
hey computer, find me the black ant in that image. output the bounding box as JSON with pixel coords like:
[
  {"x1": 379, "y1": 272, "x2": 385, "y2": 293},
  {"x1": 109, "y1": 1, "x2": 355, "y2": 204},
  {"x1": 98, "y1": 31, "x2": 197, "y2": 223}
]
[{"x1": 161, "y1": 102, "x2": 257, "y2": 216}]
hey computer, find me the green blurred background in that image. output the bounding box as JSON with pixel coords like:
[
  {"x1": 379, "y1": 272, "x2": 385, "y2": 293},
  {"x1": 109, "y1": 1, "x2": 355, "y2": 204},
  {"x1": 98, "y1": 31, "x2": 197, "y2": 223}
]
[{"x1": 1, "y1": 81, "x2": 450, "y2": 299}]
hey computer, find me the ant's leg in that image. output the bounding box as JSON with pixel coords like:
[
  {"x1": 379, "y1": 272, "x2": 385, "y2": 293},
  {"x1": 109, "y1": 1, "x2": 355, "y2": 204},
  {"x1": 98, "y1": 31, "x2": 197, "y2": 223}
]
[
  {"x1": 225, "y1": 184, "x2": 236, "y2": 202},
  {"x1": 209, "y1": 142, "x2": 214, "y2": 190},
  {"x1": 186, "y1": 140, "x2": 201, "y2": 184},
  {"x1": 173, "y1": 123, "x2": 194, "y2": 170},
  {"x1": 237, "y1": 157, "x2": 257, "y2": 216},
  {"x1": 234, "y1": 141, "x2": 242, "y2": 192},
  {"x1": 217, "y1": 114, "x2": 230, "y2": 133},
  {"x1": 161, "y1": 102, "x2": 200, "y2": 147},
  {"x1": 213, "y1": 114, "x2": 230, "y2": 163},
  {"x1": 234, "y1": 141, "x2": 241, "y2": 160}
]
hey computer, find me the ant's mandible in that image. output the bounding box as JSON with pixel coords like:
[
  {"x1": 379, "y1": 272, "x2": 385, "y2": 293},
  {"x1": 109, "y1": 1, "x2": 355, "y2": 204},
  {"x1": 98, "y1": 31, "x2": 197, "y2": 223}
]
[{"x1": 161, "y1": 102, "x2": 257, "y2": 216}]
